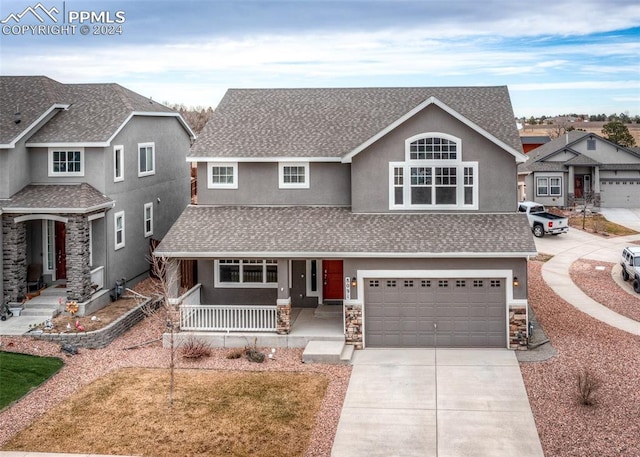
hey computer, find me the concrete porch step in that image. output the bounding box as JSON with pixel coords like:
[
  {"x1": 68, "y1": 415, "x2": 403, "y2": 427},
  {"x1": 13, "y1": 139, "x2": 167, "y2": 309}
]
[
  {"x1": 20, "y1": 308, "x2": 57, "y2": 318},
  {"x1": 40, "y1": 285, "x2": 67, "y2": 296},
  {"x1": 302, "y1": 340, "x2": 354, "y2": 364}
]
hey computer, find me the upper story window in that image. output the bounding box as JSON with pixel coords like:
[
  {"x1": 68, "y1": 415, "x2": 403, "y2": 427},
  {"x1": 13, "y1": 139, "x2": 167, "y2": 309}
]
[
  {"x1": 208, "y1": 162, "x2": 238, "y2": 189},
  {"x1": 389, "y1": 133, "x2": 477, "y2": 210},
  {"x1": 138, "y1": 142, "x2": 155, "y2": 177},
  {"x1": 279, "y1": 162, "x2": 309, "y2": 189},
  {"x1": 114, "y1": 145, "x2": 124, "y2": 182},
  {"x1": 143, "y1": 202, "x2": 153, "y2": 237},
  {"x1": 114, "y1": 211, "x2": 125, "y2": 250},
  {"x1": 48, "y1": 148, "x2": 84, "y2": 177}
]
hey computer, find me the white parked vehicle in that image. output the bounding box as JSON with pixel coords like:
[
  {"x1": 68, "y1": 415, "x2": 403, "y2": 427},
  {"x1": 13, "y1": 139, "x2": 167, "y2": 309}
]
[
  {"x1": 518, "y1": 201, "x2": 569, "y2": 238},
  {"x1": 621, "y1": 246, "x2": 640, "y2": 294}
]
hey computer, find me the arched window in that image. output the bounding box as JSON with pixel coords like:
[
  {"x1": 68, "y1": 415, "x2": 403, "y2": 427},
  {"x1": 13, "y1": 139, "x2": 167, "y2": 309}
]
[{"x1": 389, "y1": 133, "x2": 477, "y2": 210}]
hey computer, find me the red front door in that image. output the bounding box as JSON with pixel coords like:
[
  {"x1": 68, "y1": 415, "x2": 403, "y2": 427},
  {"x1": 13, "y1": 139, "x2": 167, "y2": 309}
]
[
  {"x1": 322, "y1": 260, "x2": 343, "y2": 300},
  {"x1": 574, "y1": 176, "x2": 583, "y2": 199},
  {"x1": 55, "y1": 221, "x2": 67, "y2": 280}
]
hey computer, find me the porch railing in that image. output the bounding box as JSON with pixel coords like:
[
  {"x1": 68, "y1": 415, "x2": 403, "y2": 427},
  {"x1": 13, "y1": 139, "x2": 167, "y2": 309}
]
[
  {"x1": 180, "y1": 305, "x2": 277, "y2": 332},
  {"x1": 90, "y1": 266, "x2": 104, "y2": 292}
]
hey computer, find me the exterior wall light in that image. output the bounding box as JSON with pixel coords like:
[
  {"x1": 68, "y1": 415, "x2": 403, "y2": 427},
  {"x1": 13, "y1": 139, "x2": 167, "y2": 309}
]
[
  {"x1": 513, "y1": 277, "x2": 519, "y2": 287},
  {"x1": 351, "y1": 278, "x2": 357, "y2": 288}
]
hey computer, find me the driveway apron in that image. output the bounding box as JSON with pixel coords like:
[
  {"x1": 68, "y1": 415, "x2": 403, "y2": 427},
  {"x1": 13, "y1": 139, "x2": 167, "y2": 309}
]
[{"x1": 331, "y1": 348, "x2": 544, "y2": 457}]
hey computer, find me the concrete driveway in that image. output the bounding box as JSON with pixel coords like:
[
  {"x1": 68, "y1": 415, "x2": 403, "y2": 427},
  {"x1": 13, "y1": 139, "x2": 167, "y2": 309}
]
[
  {"x1": 600, "y1": 208, "x2": 640, "y2": 232},
  {"x1": 331, "y1": 349, "x2": 544, "y2": 457}
]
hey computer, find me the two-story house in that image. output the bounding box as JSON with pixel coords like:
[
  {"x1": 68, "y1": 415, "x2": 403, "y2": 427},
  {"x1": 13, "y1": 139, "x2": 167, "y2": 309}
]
[
  {"x1": 155, "y1": 87, "x2": 537, "y2": 349},
  {"x1": 518, "y1": 131, "x2": 640, "y2": 208},
  {"x1": 0, "y1": 76, "x2": 194, "y2": 314}
]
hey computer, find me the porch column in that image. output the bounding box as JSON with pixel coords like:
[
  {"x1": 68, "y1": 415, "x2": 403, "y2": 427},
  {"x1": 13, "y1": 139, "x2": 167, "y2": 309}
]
[
  {"x1": 66, "y1": 214, "x2": 92, "y2": 303},
  {"x1": 567, "y1": 166, "x2": 575, "y2": 207},
  {"x1": 2, "y1": 214, "x2": 27, "y2": 302},
  {"x1": 593, "y1": 166, "x2": 601, "y2": 207},
  {"x1": 166, "y1": 258, "x2": 181, "y2": 301},
  {"x1": 276, "y1": 259, "x2": 291, "y2": 334}
]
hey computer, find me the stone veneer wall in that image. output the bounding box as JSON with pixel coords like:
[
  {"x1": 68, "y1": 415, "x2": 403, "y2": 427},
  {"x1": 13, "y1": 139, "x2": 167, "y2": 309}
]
[
  {"x1": 509, "y1": 305, "x2": 528, "y2": 350},
  {"x1": 276, "y1": 300, "x2": 291, "y2": 334},
  {"x1": 66, "y1": 214, "x2": 92, "y2": 303},
  {"x1": 32, "y1": 297, "x2": 161, "y2": 349},
  {"x1": 344, "y1": 303, "x2": 363, "y2": 349},
  {"x1": 2, "y1": 215, "x2": 27, "y2": 303}
]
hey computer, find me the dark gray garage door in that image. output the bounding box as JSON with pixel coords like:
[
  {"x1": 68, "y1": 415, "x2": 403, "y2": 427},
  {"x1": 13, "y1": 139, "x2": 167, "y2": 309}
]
[{"x1": 365, "y1": 278, "x2": 506, "y2": 348}]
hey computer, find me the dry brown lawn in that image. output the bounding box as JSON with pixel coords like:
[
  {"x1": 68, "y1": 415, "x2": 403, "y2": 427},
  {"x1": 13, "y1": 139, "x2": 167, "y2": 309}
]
[
  {"x1": 3, "y1": 368, "x2": 329, "y2": 457},
  {"x1": 568, "y1": 214, "x2": 638, "y2": 236}
]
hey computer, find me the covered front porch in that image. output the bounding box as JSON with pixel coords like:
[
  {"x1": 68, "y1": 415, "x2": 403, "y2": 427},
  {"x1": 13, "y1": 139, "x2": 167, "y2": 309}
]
[{"x1": 1, "y1": 184, "x2": 114, "y2": 314}]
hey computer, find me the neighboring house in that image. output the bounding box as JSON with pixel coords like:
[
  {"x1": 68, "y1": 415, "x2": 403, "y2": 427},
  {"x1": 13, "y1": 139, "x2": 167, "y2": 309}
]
[
  {"x1": 518, "y1": 131, "x2": 640, "y2": 208},
  {"x1": 0, "y1": 76, "x2": 194, "y2": 312},
  {"x1": 520, "y1": 135, "x2": 551, "y2": 154},
  {"x1": 155, "y1": 87, "x2": 537, "y2": 349}
]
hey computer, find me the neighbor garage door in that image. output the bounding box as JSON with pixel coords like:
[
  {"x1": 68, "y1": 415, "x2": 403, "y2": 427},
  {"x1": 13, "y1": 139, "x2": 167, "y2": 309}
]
[
  {"x1": 600, "y1": 180, "x2": 640, "y2": 208},
  {"x1": 365, "y1": 277, "x2": 506, "y2": 348}
]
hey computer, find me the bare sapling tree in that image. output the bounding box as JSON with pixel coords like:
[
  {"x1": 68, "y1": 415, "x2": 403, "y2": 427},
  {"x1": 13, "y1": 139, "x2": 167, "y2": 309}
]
[
  {"x1": 140, "y1": 254, "x2": 182, "y2": 407},
  {"x1": 581, "y1": 190, "x2": 595, "y2": 231}
]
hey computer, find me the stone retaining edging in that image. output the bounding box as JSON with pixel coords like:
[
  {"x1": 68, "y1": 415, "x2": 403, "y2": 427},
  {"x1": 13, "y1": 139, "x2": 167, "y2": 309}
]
[{"x1": 29, "y1": 297, "x2": 161, "y2": 349}]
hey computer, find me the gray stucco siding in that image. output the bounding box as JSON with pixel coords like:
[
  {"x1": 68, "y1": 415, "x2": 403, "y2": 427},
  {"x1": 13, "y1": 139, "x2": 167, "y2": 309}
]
[
  {"x1": 351, "y1": 104, "x2": 518, "y2": 213},
  {"x1": 1, "y1": 139, "x2": 32, "y2": 199},
  {"x1": 103, "y1": 117, "x2": 190, "y2": 290},
  {"x1": 28, "y1": 146, "x2": 107, "y2": 192},
  {"x1": 196, "y1": 161, "x2": 351, "y2": 206},
  {"x1": 525, "y1": 172, "x2": 567, "y2": 207}
]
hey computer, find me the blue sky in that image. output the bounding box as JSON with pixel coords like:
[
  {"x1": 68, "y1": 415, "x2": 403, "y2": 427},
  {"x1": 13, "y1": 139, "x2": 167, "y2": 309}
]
[{"x1": 1, "y1": 0, "x2": 639, "y2": 117}]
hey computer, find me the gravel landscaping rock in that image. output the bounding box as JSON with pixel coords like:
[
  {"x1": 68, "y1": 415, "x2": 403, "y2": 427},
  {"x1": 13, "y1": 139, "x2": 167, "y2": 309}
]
[{"x1": 520, "y1": 261, "x2": 640, "y2": 457}]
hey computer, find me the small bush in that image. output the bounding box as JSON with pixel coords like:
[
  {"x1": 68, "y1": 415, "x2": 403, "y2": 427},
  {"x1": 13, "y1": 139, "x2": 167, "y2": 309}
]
[
  {"x1": 577, "y1": 368, "x2": 600, "y2": 406},
  {"x1": 179, "y1": 337, "x2": 212, "y2": 359},
  {"x1": 226, "y1": 347, "x2": 245, "y2": 359}
]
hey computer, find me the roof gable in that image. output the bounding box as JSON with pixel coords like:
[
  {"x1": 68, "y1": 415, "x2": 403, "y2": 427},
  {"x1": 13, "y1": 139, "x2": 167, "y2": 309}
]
[
  {"x1": 190, "y1": 86, "x2": 524, "y2": 161},
  {"x1": 0, "y1": 76, "x2": 195, "y2": 148},
  {"x1": 342, "y1": 95, "x2": 526, "y2": 163}
]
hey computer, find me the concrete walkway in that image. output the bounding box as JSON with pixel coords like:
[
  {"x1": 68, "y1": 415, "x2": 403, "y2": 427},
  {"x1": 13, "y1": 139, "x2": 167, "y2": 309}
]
[
  {"x1": 331, "y1": 349, "x2": 544, "y2": 457},
  {"x1": 536, "y1": 228, "x2": 640, "y2": 336}
]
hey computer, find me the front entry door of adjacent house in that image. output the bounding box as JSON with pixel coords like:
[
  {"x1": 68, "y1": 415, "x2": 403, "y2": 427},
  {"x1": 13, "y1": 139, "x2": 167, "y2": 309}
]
[
  {"x1": 322, "y1": 260, "x2": 343, "y2": 301},
  {"x1": 55, "y1": 221, "x2": 67, "y2": 280},
  {"x1": 574, "y1": 176, "x2": 584, "y2": 199}
]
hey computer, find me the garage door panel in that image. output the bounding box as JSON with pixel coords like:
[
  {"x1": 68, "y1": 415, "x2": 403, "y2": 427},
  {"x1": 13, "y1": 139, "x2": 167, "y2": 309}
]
[{"x1": 365, "y1": 277, "x2": 506, "y2": 348}]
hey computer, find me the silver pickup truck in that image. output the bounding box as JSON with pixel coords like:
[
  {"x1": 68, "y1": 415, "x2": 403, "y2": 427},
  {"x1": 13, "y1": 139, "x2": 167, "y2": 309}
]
[
  {"x1": 518, "y1": 201, "x2": 569, "y2": 238},
  {"x1": 621, "y1": 246, "x2": 640, "y2": 293}
]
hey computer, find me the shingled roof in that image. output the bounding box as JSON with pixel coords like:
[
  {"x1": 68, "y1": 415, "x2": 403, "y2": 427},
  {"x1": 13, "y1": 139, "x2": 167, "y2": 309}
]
[
  {"x1": 0, "y1": 183, "x2": 113, "y2": 213},
  {"x1": 155, "y1": 206, "x2": 536, "y2": 257},
  {"x1": 190, "y1": 86, "x2": 522, "y2": 160},
  {"x1": 0, "y1": 76, "x2": 192, "y2": 147}
]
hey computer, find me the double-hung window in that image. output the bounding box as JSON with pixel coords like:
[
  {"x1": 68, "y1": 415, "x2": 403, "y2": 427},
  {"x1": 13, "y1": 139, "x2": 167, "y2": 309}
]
[
  {"x1": 138, "y1": 142, "x2": 155, "y2": 177},
  {"x1": 49, "y1": 148, "x2": 84, "y2": 177},
  {"x1": 114, "y1": 211, "x2": 125, "y2": 250},
  {"x1": 216, "y1": 259, "x2": 278, "y2": 287},
  {"x1": 390, "y1": 133, "x2": 477, "y2": 209},
  {"x1": 208, "y1": 162, "x2": 238, "y2": 189},
  {"x1": 143, "y1": 203, "x2": 153, "y2": 237},
  {"x1": 114, "y1": 145, "x2": 124, "y2": 182},
  {"x1": 279, "y1": 162, "x2": 309, "y2": 189},
  {"x1": 536, "y1": 177, "x2": 562, "y2": 197}
]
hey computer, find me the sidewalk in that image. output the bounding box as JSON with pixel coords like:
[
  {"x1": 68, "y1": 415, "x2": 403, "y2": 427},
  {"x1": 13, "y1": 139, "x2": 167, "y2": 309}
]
[{"x1": 536, "y1": 229, "x2": 640, "y2": 336}]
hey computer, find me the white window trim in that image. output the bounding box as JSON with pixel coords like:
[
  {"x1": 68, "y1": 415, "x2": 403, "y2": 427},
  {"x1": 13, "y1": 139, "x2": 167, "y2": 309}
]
[
  {"x1": 389, "y1": 133, "x2": 477, "y2": 210},
  {"x1": 137, "y1": 142, "x2": 155, "y2": 177},
  {"x1": 214, "y1": 259, "x2": 278, "y2": 288},
  {"x1": 113, "y1": 145, "x2": 124, "y2": 182},
  {"x1": 389, "y1": 161, "x2": 478, "y2": 210},
  {"x1": 48, "y1": 147, "x2": 84, "y2": 177},
  {"x1": 207, "y1": 162, "x2": 238, "y2": 189},
  {"x1": 549, "y1": 177, "x2": 562, "y2": 196},
  {"x1": 536, "y1": 177, "x2": 549, "y2": 196},
  {"x1": 143, "y1": 202, "x2": 153, "y2": 238},
  {"x1": 114, "y1": 211, "x2": 125, "y2": 250},
  {"x1": 278, "y1": 162, "x2": 310, "y2": 189}
]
